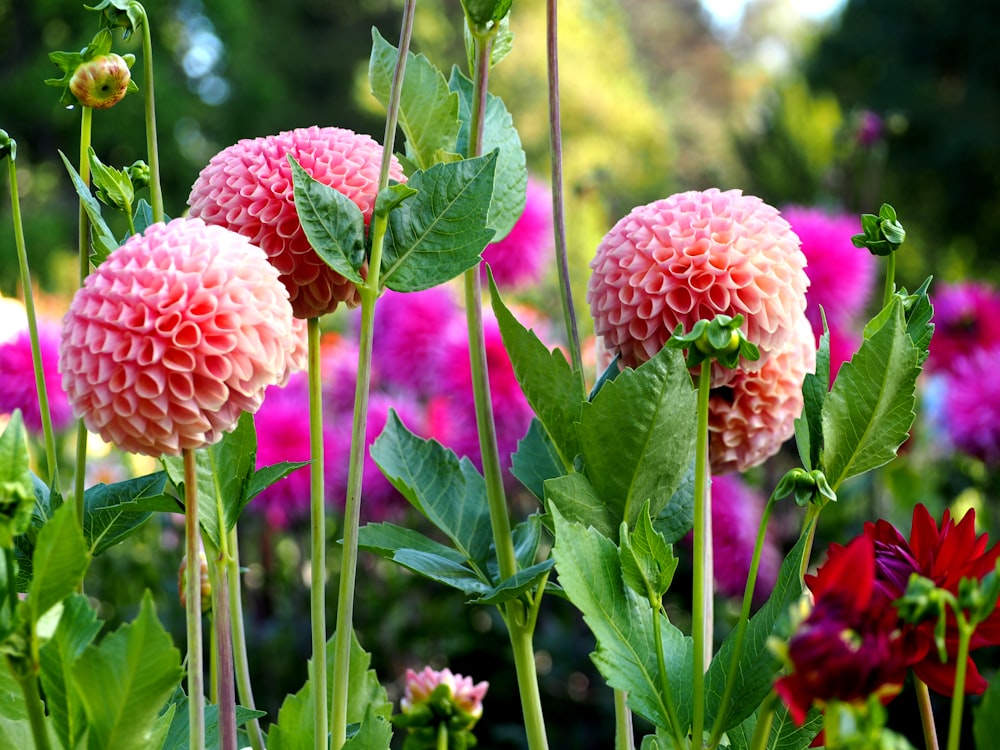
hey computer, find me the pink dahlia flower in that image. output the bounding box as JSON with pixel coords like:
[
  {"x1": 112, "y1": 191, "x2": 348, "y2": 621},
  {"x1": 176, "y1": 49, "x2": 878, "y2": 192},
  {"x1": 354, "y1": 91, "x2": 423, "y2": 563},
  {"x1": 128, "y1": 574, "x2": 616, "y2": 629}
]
[
  {"x1": 588, "y1": 188, "x2": 809, "y2": 385},
  {"x1": 780, "y1": 205, "x2": 875, "y2": 333},
  {"x1": 941, "y1": 346, "x2": 1000, "y2": 465},
  {"x1": 188, "y1": 126, "x2": 405, "y2": 319},
  {"x1": 711, "y1": 474, "x2": 780, "y2": 604},
  {"x1": 927, "y1": 282, "x2": 1000, "y2": 374},
  {"x1": 0, "y1": 322, "x2": 73, "y2": 434},
  {"x1": 60, "y1": 217, "x2": 297, "y2": 456},
  {"x1": 481, "y1": 176, "x2": 553, "y2": 290},
  {"x1": 708, "y1": 315, "x2": 815, "y2": 474},
  {"x1": 401, "y1": 666, "x2": 488, "y2": 723}
]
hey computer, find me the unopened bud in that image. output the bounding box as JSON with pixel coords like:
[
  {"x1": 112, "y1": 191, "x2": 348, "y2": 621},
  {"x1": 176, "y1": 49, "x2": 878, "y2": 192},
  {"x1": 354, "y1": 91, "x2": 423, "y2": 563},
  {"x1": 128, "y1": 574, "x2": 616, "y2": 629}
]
[
  {"x1": 127, "y1": 160, "x2": 151, "y2": 189},
  {"x1": 69, "y1": 53, "x2": 133, "y2": 109}
]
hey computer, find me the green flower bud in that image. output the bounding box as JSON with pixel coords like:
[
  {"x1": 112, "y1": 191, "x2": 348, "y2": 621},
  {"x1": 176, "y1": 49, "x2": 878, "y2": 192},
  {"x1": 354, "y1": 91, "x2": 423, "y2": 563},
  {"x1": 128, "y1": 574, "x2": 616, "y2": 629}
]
[
  {"x1": 0, "y1": 129, "x2": 15, "y2": 162},
  {"x1": 127, "y1": 160, "x2": 151, "y2": 189},
  {"x1": 69, "y1": 53, "x2": 133, "y2": 109}
]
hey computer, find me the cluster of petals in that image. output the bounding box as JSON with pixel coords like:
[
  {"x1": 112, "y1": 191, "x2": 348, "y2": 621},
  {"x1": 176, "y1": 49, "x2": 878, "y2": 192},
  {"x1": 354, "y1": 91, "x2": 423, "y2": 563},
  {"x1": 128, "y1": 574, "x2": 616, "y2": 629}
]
[
  {"x1": 708, "y1": 315, "x2": 815, "y2": 474},
  {"x1": 775, "y1": 535, "x2": 908, "y2": 725},
  {"x1": 401, "y1": 666, "x2": 489, "y2": 720},
  {"x1": 926, "y1": 281, "x2": 1000, "y2": 374},
  {"x1": 481, "y1": 176, "x2": 553, "y2": 291},
  {"x1": 59, "y1": 217, "x2": 297, "y2": 457},
  {"x1": 940, "y1": 346, "x2": 1000, "y2": 465},
  {"x1": 587, "y1": 188, "x2": 809, "y2": 386},
  {"x1": 0, "y1": 321, "x2": 73, "y2": 434},
  {"x1": 710, "y1": 474, "x2": 780, "y2": 603},
  {"x1": 188, "y1": 126, "x2": 405, "y2": 319},
  {"x1": 864, "y1": 503, "x2": 1000, "y2": 695}
]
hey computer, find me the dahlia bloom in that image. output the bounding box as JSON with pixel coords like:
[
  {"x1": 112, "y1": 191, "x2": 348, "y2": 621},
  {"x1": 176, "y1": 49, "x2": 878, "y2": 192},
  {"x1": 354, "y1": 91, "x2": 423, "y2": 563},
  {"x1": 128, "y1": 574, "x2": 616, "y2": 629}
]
[
  {"x1": 60, "y1": 217, "x2": 297, "y2": 456},
  {"x1": 927, "y1": 282, "x2": 1000, "y2": 374},
  {"x1": 865, "y1": 504, "x2": 1000, "y2": 695},
  {"x1": 708, "y1": 315, "x2": 815, "y2": 474},
  {"x1": 188, "y1": 126, "x2": 405, "y2": 319},
  {"x1": 775, "y1": 536, "x2": 908, "y2": 725},
  {"x1": 401, "y1": 666, "x2": 489, "y2": 724},
  {"x1": 0, "y1": 322, "x2": 73, "y2": 434},
  {"x1": 940, "y1": 347, "x2": 1000, "y2": 465},
  {"x1": 588, "y1": 188, "x2": 809, "y2": 385},
  {"x1": 780, "y1": 205, "x2": 875, "y2": 333},
  {"x1": 481, "y1": 176, "x2": 553, "y2": 290},
  {"x1": 711, "y1": 474, "x2": 780, "y2": 603}
]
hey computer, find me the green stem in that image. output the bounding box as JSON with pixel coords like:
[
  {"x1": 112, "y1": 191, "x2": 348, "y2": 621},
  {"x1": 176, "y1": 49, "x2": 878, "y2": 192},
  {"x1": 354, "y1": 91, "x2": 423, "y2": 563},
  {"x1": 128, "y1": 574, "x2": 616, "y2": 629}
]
[
  {"x1": 15, "y1": 668, "x2": 52, "y2": 750},
  {"x1": 136, "y1": 4, "x2": 164, "y2": 223},
  {"x1": 545, "y1": 0, "x2": 583, "y2": 376},
  {"x1": 209, "y1": 612, "x2": 217, "y2": 703},
  {"x1": 204, "y1": 534, "x2": 236, "y2": 750},
  {"x1": 184, "y1": 448, "x2": 206, "y2": 750},
  {"x1": 73, "y1": 107, "x2": 93, "y2": 538},
  {"x1": 7, "y1": 157, "x2": 59, "y2": 489},
  {"x1": 946, "y1": 616, "x2": 973, "y2": 750},
  {"x1": 915, "y1": 677, "x2": 940, "y2": 750},
  {"x1": 4, "y1": 549, "x2": 16, "y2": 623},
  {"x1": 508, "y1": 620, "x2": 550, "y2": 750},
  {"x1": 707, "y1": 494, "x2": 777, "y2": 748},
  {"x1": 437, "y1": 723, "x2": 448, "y2": 750},
  {"x1": 613, "y1": 688, "x2": 634, "y2": 750},
  {"x1": 798, "y1": 503, "x2": 822, "y2": 585},
  {"x1": 306, "y1": 318, "x2": 329, "y2": 750},
  {"x1": 748, "y1": 692, "x2": 777, "y2": 750},
  {"x1": 691, "y1": 363, "x2": 713, "y2": 748},
  {"x1": 881, "y1": 251, "x2": 896, "y2": 308},
  {"x1": 225, "y1": 528, "x2": 265, "y2": 750},
  {"x1": 651, "y1": 600, "x2": 684, "y2": 747}
]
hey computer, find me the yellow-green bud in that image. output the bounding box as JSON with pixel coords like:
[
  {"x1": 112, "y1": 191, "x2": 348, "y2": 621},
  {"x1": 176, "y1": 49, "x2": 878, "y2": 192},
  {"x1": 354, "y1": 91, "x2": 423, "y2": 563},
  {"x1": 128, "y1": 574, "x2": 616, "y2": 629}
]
[{"x1": 69, "y1": 53, "x2": 132, "y2": 109}]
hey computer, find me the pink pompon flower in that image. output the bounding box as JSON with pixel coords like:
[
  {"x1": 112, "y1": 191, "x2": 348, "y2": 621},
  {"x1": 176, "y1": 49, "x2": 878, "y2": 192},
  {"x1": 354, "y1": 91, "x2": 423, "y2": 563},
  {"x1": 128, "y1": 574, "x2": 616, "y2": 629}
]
[
  {"x1": 188, "y1": 126, "x2": 406, "y2": 319},
  {"x1": 60, "y1": 217, "x2": 297, "y2": 457},
  {"x1": 940, "y1": 346, "x2": 1000, "y2": 465},
  {"x1": 709, "y1": 315, "x2": 815, "y2": 473},
  {"x1": 780, "y1": 205, "x2": 876, "y2": 333},
  {"x1": 481, "y1": 176, "x2": 553, "y2": 290},
  {"x1": 927, "y1": 282, "x2": 1000, "y2": 374},
  {"x1": 401, "y1": 666, "x2": 489, "y2": 722},
  {"x1": 711, "y1": 474, "x2": 780, "y2": 604},
  {"x1": 0, "y1": 322, "x2": 73, "y2": 434},
  {"x1": 588, "y1": 188, "x2": 809, "y2": 386}
]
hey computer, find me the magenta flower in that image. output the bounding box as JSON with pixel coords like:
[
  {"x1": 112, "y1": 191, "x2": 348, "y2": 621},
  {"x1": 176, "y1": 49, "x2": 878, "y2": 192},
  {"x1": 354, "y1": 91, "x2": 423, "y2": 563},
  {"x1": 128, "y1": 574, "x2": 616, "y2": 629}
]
[
  {"x1": 0, "y1": 322, "x2": 73, "y2": 434},
  {"x1": 780, "y1": 205, "x2": 876, "y2": 333},
  {"x1": 401, "y1": 666, "x2": 489, "y2": 723},
  {"x1": 481, "y1": 176, "x2": 553, "y2": 290},
  {"x1": 710, "y1": 474, "x2": 780, "y2": 604},
  {"x1": 588, "y1": 188, "x2": 809, "y2": 385},
  {"x1": 188, "y1": 126, "x2": 405, "y2": 319},
  {"x1": 708, "y1": 315, "x2": 815, "y2": 474},
  {"x1": 927, "y1": 282, "x2": 1000, "y2": 374},
  {"x1": 940, "y1": 346, "x2": 1000, "y2": 465},
  {"x1": 60, "y1": 217, "x2": 297, "y2": 457}
]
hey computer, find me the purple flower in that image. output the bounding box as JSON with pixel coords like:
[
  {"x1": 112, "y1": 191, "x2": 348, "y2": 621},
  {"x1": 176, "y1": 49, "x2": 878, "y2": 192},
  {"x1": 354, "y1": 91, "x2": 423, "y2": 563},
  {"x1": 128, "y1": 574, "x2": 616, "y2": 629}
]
[
  {"x1": 940, "y1": 346, "x2": 1000, "y2": 465},
  {"x1": 481, "y1": 177, "x2": 553, "y2": 290},
  {"x1": 711, "y1": 474, "x2": 780, "y2": 604},
  {"x1": 927, "y1": 282, "x2": 1000, "y2": 374},
  {"x1": 0, "y1": 321, "x2": 73, "y2": 434},
  {"x1": 855, "y1": 110, "x2": 884, "y2": 148}
]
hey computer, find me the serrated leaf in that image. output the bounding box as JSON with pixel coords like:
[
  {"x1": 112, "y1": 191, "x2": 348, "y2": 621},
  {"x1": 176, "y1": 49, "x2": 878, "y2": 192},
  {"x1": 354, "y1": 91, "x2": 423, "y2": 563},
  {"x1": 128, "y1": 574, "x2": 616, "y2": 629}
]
[
  {"x1": 652, "y1": 459, "x2": 695, "y2": 544},
  {"x1": 577, "y1": 346, "x2": 697, "y2": 537},
  {"x1": 381, "y1": 152, "x2": 498, "y2": 292},
  {"x1": 391, "y1": 549, "x2": 492, "y2": 595},
  {"x1": 88, "y1": 148, "x2": 134, "y2": 214},
  {"x1": 821, "y1": 297, "x2": 919, "y2": 491},
  {"x1": 544, "y1": 471, "x2": 612, "y2": 538},
  {"x1": 245, "y1": 461, "x2": 310, "y2": 506},
  {"x1": 703, "y1": 534, "x2": 807, "y2": 733},
  {"x1": 902, "y1": 277, "x2": 934, "y2": 364},
  {"x1": 370, "y1": 412, "x2": 493, "y2": 574},
  {"x1": 512, "y1": 514, "x2": 544, "y2": 571},
  {"x1": 472, "y1": 559, "x2": 554, "y2": 605},
  {"x1": 72, "y1": 592, "x2": 184, "y2": 750},
  {"x1": 158, "y1": 690, "x2": 266, "y2": 750},
  {"x1": 58, "y1": 151, "x2": 119, "y2": 264},
  {"x1": 368, "y1": 28, "x2": 460, "y2": 172},
  {"x1": 620, "y1": 505, "x2": 677, "y2": 601},
  {"x1": 83, "y1": 472, "x2": 164, "y2": 555},
  {"x1": 794, "y1": 320, "x2": 829, "y2": 472},
  {"x1": 491, "y1": 276, "x2": 584, "y2": 468},
  {"x1": 975, "y1": 671, "x2": 1000, "y2": 750},
  {"x1": 0, "y1": 410, "x2": 34, "y2": 549},
  {"x1": 11, "y1": 474, "x2": 58, "y2": 591},
  {"x1": 289, "y1": 155, "x2": 366, "y2": 284},
  {"x1": 28, "y1": 502, "x2": 89, "y2": 629},
  {"x1": 449, "y1": 67, "x2": 526, "y2": 241},
  {"x1": 342, "y1": 704, "x2": 393, "y2": 750},
  {"x1": 551, "y1": 506, "x2": 692, "y2": 730},
  {"x1": 373, "y1": 183, "x2": 418, "y2": 219},
  {"x1": 510, "y1": 418, "x2": 565, "y2": 501}
]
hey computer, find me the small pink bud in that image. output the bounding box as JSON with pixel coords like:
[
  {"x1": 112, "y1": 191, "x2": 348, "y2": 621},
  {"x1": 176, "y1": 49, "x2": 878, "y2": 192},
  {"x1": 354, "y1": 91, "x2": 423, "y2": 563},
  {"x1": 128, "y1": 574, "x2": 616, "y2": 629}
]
[{"x1": 69, "y1": 54, "x2": 132, "y2": 109}]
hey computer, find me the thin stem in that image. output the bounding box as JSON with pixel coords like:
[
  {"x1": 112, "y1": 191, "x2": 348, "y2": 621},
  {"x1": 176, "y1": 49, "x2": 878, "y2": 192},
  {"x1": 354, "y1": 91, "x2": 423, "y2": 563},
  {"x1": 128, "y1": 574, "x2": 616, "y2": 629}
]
[
  {"x1": 306, "y1": 318, "x2": 328, "y2": 750},
  {"x1": 437, "y1": 723, "x2": 448, "y2": 750},
  {"x1": 613, "y1": 688, "x2": 634, "y2": 750},
  {"x1": 226, "y1": 528, "x2": 266, "y2": 750},
  {"x1": 184, "y1": 447, "x2": 206, "y2": 750},
  {"x1": 946, "y1": 616, "x2": 973, "y2": 750},
  {"x1": 8, "y1": 157, "x2": 59, "y2": 488},
  {"x1": 748, "y1": 692, "x2": 777, "y2": 750},
  {"x1": 798, "y1": 503, "x2": 822, "y2": 585},
  {"x1": 73, "y1": 106, "x2": 93, "y2": 537},
  {"x1": 651, "y1": 601, "x2": 684, "y2": 746},
  {"x1": 137, "y1": 4, "x2": 164, "y2": 223},
  {"x1": 209, "y1": 613, "x2": 217, "y2": 703},
  {"x1": 508, "y1": 620, "x2": 550, "y2": 750},
  {"x1": 15, "y1": 669, "x2": 53, "y2": 750},
  {"x1": 4, "y1": 549, "x2": 16, "y2": 622},
  {"x1": 915, "y1": 677, "x2": 940, "y2": 750},
  {"x1": 881, "y1": 251, "x2": 896, "y2": 308},
  {"x1": 545, "y1": 0, "x2": 583, "y2": 375},
  {"x1": 691, "y1": 363, "x2": 713, "y2": 748},
  {"x1": 204, "y1": 532, "x2": 236, "y2": 750},
  {"x1": 708, "y1": 494, "x2": 777, "y2": 748}
]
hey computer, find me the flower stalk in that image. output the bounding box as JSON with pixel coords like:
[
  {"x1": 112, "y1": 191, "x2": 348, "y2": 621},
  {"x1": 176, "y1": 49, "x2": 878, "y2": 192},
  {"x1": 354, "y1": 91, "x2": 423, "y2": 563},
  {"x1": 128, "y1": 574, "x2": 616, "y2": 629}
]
[
  {"x1": 226, "y1": 528, "x2": 266, "y2": 750},
  {"x1": 73, "y1": 106, "x2": 93, "y2": 534},
  {"x1": 183, "y1": 447, "x2": 206, "y2": 750},
  {"x1": 914, "y1": 678, "x2": 940, "y2": 750},
  {"x1": 690, "y1": 361, "x2": 713, "y2": 747},
  {"x1": 946, "y1": 615, "x2": 973, "y2": 750},
  {"x1": 133, "y1": 3, "x2": 164, "y2": 223}
]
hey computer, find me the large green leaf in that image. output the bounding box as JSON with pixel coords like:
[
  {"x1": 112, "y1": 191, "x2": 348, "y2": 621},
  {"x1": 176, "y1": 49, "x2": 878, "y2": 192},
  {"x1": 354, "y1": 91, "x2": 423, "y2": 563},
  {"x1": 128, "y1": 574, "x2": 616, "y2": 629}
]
[
  {"x1": 0, "y1": 410, "x2": 34, "y2": 549},
  {"x1": 703, "y1": 534, "x2": 807, "y2": 733},
  {"x1": 27, "y1": 502, "x2": 89, "y2": 630},
  {"x1": 58, "y1": 151, "x2": 119, "y2": 264},
  {"x1": 83, "y1": 472, "x2": 165, "y2": 555},
  {"x1": 449, "y1": 67, "x2": 526, "y2": 241},
  {"x1": 380, "y1": 151, "x2": 498, "y2": 292},
  {"x1": 652, "y1": 459, "x2": 695, "y2": 545},
  {"x1": 726, "y1": 705, "x2": 822, "y2": 750},
  {"x1": 577, "y1": 346, "x2": 697, "y2": 537},
  {"x1": 289, "y1": 155, "x2": 366, "y2": 284},
  {"x1": 975, "y1": 671, "x2": 1000, "y2": 750},
  {"x1": 820, "y1": 297, "x2": 919, "y2": 491},
  {"x1": 0, "y1": 664, "x2": 36, "y2": 748},
  {"x1": 544, "y1": 471, "x2": 611, "y2": 538},
  {"x1": 370, "y1": 412, "x2": 493, "y2": 573},
  {"x1": 368, "y1": 28, "x2": 460, "y2": 171},
  {"x1": 551, "y1": 506, "x2": 692, "y2": 730},
  {"x1": 358, "y1": 522, "x2": 467, "y2": 565},
  {"x1": 72, "y1": 592, "x2": 184, "y2": 750},
  {"x1": 491, "y1": 277, "x2": 585, "y2": 468},
  {"x1": 342, "y1": 704, "x2": 393, "y2": 750}
]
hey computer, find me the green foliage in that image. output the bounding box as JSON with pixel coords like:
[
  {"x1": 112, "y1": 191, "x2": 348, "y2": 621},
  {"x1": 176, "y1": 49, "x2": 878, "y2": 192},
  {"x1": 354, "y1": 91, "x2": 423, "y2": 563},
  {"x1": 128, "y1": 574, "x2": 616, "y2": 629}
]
[
  {"x1": 974, "y1": 670, "x2": 1000, "y2": 750},
  {"x1": 0, "y1": 411, "x2": 34, "y2": 549},
  {"x1": 59, "y1": 151, "x2": 119, "y2": 264},
  {"x1": 26, "y1": 503, "x2": 89, "y2": 634},
  {"x1": 0, "y1": 666, "x2": 34, "y2": 747},
  {"x1": 851, "y1": 203, "x2": 906, "y2": 257},
  {"x1": 83, "y1": 472, "x2": 163, "y2": 556},
  {"x1": 619, "y1": 505, "x2": 677, "y2": 604},
  {"x1": 727, "y1": 706, "x2": 822, "y2": 750},
  {"x1": 158, "y1": 690, "x2": 267, "y2": 750},
  {"x1": 794, "y1": 324, "x2": 831, "y2": 472},
  {"x1": 509, "y1": 419, "x2": 564, "y2": 502},
  {"x1": 88, "y1": 147, "x2": 136, "y2": 216},
  {"x1": 462, "y1": 0, "x2": 513, "y2": 29}
]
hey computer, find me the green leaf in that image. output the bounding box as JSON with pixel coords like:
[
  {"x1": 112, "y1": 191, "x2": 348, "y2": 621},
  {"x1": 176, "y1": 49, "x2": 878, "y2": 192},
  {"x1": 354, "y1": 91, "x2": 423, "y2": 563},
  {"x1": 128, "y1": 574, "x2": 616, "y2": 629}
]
[
  {"x1": 652, "y1": 459, "x2": 695, "y2": 544},
  {"x1": 577, "y1": 346, "x2": 697, "y2": 538},
  {"x1": 0, "y1": 411, "x2": 35, "y2": 549},
  {"x1": 11, "y1": 475, "x2": 59, "y2": 591},
  {"x1": 159, "y1": 690, "x2": 267, "y2": 750},
  {"x1": 821, "y1": 297, "x2": 919, "y2": 491},
  {"x1": 28, "y1": 502, "x2": 89, "y2": 630},
  {"x1": 374, "y1": 183, "x2": 418, "y2": 219},
  {"x1": 472, "y1": 559, "x2": 555, "y2": 605},
  {"x1": 510, "y1": 418, "x2": 565, "y2": 502},
  {"x1": 794, "y1": 320, "x2": 829, "y2": 472},
  {"x1": 288, "y1": 155, "x2": 366, "y2": 284},
  {"x1": 368, "y1": 28, "x2": 460, "y2": 172},
  {"x1": 703, "y1": 534, "x2": 807, "y2": 733},
  {"x1": 463, "y1": 13, "x2": 515, "y2": 72},
  {"x1": 358, "y1": 522, "x2": 467, "y2": 565},
  {"x1": 88, "y1": 148, "x2": 134, "y2": 215},
  {"x1": 0, "y1": 665, "x2": 34, "y2": 748},
  {"x1": 551, "y1": 505, "x2": 693, "y2": 730},
  {"x1": 901, "y1": 277, "x2": 934, "y2": 364},
  {"x1": 449, "y1": 67, "x2": 526, "y2": 241},
  {"x1": 544, "y1": 471, "x2": 611, "y2": 538},
  {"x1": 392, "y1": 549, "x2": 492, "y2": 596},
  {"x1": 491, "y1": 276, "x2": 585, "y2": 468},
  {"x1": 380, "y1": 152, "x2": 498, "y2": 292},
  {"x1": 72, "y1": 592, "x2": 184, "y2": 750},
  {"x1": 342, "y1": 704, "x2": 393, "y2": 750},
  {"x1": 58, "y1": 151, "x2": 119, "y2": 264},
  {"x1": 370, "y1": 412, "x2": 493, "y2": 574},
  {"x1": 620, "y1": 504, "x2": 677, "y2": 601},
  {"x1": 40, "y1": 593, "x2": 102, "y2": 750},
  {"x1": 975, "y1": 670, "x2": 1000, "y2": 750},
  {"x1": 83, "y1": 472, "x2": 165, "y2": 555},
  {"x1": 245, "y1": 461, "x2": 310, "y2": 507}
]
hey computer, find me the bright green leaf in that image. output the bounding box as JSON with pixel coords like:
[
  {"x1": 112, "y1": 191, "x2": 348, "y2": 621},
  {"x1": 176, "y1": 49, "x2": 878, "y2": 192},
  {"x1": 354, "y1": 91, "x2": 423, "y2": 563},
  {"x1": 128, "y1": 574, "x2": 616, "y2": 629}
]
[
  {"x1": 83, "y1": 472, "x2": 164, "y2": 555},
  {"x1": 358, "y1": 522, "x2": 467, "y2": 565},
  {"x1": 652, "y1": 459, "x2": 695, "y2": 545},
  {"x1": 0, "y1": 665, "x2": 33, "y2": 748},
  {"x1": 0, "y1": 411, "x2": 34, "y2": 549},
  {"x1": 342, "y1": 704, "x2": 393, "y2": 750},
  {"x1": 975, "y1": 671, "x2": 1000, "y2": 750},
  {"x1": 28, "y1": 502, "x2": 89, "y2": 630},
  {"x1": 510, "y1": 418, "x2": 565, "y2": 502},
  {"x1": 374, "y1": 183, "x2": 418, "y2": 219},
  {"x1": 245, "y1": 461, "x2": 310, "y2": 507},
  {"x1": 619, "y1": 505, "x2": 677, "y2": 601},
  {"x1": 88, "y1": 148, "x2": 134, "y2": 215},
  {"x1": 544, "y1": 472, "x2": 611, "y2": 538},
  {"x1": 59, "y1": 152, "x2": 119, "y2": 264},
  {"x1": 159, "y1": 689, "x2": 267, "y2": 750}
]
